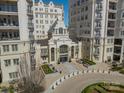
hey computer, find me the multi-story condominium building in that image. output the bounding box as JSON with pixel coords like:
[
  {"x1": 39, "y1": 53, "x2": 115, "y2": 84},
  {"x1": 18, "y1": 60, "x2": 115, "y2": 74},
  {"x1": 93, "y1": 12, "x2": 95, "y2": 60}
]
[
  {"x1": 114, "y1": 0, "x2": 124, "y2": 64},
  {"x1": 33, "y1": 0, "x2": 64, "y2": 40},
  {"x1": 34, "y1": 1, "x2": 82, "y2": 66},
  {"x1": 69, "y1": 0, "x2": 119, "y2": 63},
  {"x1": 0, "y1": 0, "x2": 34, "y2": 83}
]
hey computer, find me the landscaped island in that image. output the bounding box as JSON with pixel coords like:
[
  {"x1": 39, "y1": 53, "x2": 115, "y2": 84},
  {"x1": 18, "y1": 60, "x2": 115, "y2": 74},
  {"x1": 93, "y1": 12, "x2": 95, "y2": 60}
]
[{"x1": 82, "y1": 82, "x2": 124, "y2": 93}]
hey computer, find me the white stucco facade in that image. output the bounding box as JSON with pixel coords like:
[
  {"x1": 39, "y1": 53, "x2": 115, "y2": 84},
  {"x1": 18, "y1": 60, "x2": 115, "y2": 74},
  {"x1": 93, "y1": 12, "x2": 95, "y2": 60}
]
[{"x1": 0, "y1": 0, "x2": 34, "y2": 83}]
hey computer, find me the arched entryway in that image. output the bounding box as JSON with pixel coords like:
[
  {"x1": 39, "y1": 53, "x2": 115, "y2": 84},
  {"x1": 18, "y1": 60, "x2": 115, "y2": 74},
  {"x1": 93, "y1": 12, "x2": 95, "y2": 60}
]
[{"x1": 59, "y1": 45, "x2": 68, "y2": 63}]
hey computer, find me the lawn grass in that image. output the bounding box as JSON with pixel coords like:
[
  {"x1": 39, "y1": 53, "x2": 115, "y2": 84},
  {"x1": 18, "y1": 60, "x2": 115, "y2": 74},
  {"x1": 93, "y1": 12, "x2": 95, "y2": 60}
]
[{"x1": 41, "y1": 64, "x2": 53, "y2": 74}]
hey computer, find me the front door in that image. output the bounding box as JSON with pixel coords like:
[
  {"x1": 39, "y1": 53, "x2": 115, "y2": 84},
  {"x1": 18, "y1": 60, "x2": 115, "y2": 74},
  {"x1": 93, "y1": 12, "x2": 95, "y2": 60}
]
[
  {"x1": 60, "y1": 57, "x2": 68, "y2": 62},
  {"x1": 60, "y1": 55, "x2": 68, "y2": 63}
]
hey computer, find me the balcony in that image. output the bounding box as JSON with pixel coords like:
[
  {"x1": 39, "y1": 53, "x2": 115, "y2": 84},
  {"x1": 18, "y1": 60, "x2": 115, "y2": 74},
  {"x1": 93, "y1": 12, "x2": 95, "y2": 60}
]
[
  {"x1": 0, "y1": 25, "x2": 19, "y2": 30},
  {"x1": 108, "y1": 13, "x2": 116, "y2": 21},
  {"x1": 0, "y1": 16, "x2": 19, "y2": 30},
  {"x1": 0, "y1": 4, "x2": 18, "y2": 15},
  {"x1": 114, "y1": 39, "x2": 122, "y2": 45},
  {"x1": 96, "y1": 15, "x2": 102, "y2": 19},
  {"x1": 0, "y1": 31, "x2": 20, "y2": 41},
  {"x1": 107, "y1": 30, "x2": 114, "y2": 36},
  {"x1": 27, "y1": 5, "x2": 33, "y2": 16},
  {"x1": 109, "y1": 2, "x2": 117, "y2": 12},
  {"x1": 108, "y1": 21, "x2": 115, "y2": 28},
  {"x1": 113, "y1": 55, "x2": 120, "y2": 61},
  {"x1": 95, "y1": 34, "x2": 101, "y2": 37},
  {"x1": 96, "y1": 3, "x2": 103, "y2": 11},
  {"x1": 114, "y1": 46, "x2": 121, "y2": 54}
]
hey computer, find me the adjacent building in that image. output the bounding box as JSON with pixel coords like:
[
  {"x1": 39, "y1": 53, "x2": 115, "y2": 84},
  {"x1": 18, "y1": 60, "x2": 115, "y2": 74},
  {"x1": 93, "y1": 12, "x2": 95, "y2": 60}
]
[
  {"x1": 69, "y1": 0, "x2": 124, "y2": 64},
  {"x1": 34, "y1": 1, "x2": 81, "y2": 66},
  {"x1": 0, "y1": 0, "x2": 34, "y2": 83},
  {"x1": 114, "y1": 0, "x2": 124, "y2": 64},
  {"x1": 33, "y1": 0, "x2": 64, "y2": 40}
]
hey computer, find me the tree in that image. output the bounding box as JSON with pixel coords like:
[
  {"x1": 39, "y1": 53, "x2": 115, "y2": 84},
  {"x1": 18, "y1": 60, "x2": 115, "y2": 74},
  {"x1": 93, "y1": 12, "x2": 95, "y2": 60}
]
[{"x1": 17, "y1": 55, "x2": 45, "y2": 93}]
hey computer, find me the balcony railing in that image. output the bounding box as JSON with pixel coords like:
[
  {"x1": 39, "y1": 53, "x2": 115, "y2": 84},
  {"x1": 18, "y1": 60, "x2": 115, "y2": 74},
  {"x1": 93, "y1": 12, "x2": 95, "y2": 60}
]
[
  {"x1": 0, "y1": 31, "x2": 20, "y2": 41},
  {"x1": 0, "y1": 22, "x2": 19, "y2": 30},
  {"x1": 0, "y1": 37, "x2": 20, "y2": 41}
]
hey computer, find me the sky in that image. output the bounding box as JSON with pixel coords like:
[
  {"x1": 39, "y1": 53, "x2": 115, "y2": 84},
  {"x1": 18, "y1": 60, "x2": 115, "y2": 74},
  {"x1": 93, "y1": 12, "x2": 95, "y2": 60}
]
[{"x1": 36, "y1": 0, "x2": 69, "y2": 26}]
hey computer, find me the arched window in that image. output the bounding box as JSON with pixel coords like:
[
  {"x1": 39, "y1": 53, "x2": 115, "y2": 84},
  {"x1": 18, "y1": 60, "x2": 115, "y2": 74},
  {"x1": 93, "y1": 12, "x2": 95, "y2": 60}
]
[
  {"x1": 51, "y1": 48, "x2": 55, "y2": 61},
  {"x1": 60, "y1": 45, "x2": 68, "y2": 53},
  {"x1": 71, "y1": 46, "x2": 74, "y2": 58}
]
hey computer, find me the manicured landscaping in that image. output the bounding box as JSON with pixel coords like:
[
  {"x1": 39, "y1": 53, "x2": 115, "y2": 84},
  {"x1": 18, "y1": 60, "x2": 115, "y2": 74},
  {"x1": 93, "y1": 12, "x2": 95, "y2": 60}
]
[
  {"x1": 41, "y1": 64, "x2": 54, "y2": 74},
  {"x1": 0, "y1": 86, "x2": 14, "y2": 93},
  {"x1": 81, "y1": 82, "x2": 124, "y2": 93},
  {"x1": 82, "y1": 59, "x2": 96, "y2": 65}
]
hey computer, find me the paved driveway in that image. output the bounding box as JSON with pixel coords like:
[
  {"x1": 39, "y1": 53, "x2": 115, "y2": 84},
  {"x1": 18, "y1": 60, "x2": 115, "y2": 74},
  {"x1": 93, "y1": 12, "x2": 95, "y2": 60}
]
[
  {"x1": 53, "y1": 73, "x2": 124, "y2": 93},
  {"x1": 63, "y1": 62, "x2": 78, "y2": 73}
]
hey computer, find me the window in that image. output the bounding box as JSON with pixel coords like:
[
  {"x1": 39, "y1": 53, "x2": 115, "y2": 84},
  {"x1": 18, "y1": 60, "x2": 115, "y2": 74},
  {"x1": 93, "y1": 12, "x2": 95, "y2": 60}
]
[
  {"x1": 122, "y1": 12, "x2": 124, "y2": 18},
  {"x1": 12, "y1": 44, "x2": 18, "y2": 51},
  {"x1": 39, "y1": 8, "x2": 43, "y2": 11},
  {"x1": 13, "y1": 59, "x2": 19, "y2": 65},
  {"x1": 40, "y1": 14, "x2": 43, "y2": 18},
  {"x1": 51, "y1": 48, "x2": 55, "y2": 61},
  {"x1": 96, "y1": 21, "x2": 101, "y2": 27},
  {"x1": 9, "y1": 72, "x2": 18, "y2": 79},
  {"x1": 35, "y1": 8, "x2": 38, "y2": 11},
  {"x1": 45, "y1": 14, "x2": 48, "y2": 18},
  {"x1": 45, "y1": 8, "x2": 48, "y2": 12},
  {"x1": 60, "y1": 45, "x2": 68, "y2": 53},
  {"x1": 36, "y1": 20, "x2": 38, "y2": 24},
  {"x1": 71, "y1": 46, "x2": 74, "y2": 58},
  {"x1": 4, "y1": 59, "x2": 11, "y2": 67},
  {"x1": 121, "y1": 21, "x2": 124, "y2": 27},
  {"x1": 85, "y1": 15, "x2": 88, "y2": 20},
  {"x1": 55, "y1": 9, "x2": 57, "y2": 12},
  {"x1": 107, "y1": 48, "x2": 113, "y2": 53},
  {"x1": 50, "y1": 9, "x2": 53, "y2": 12},
  {"x1": 41, "y1": 48, "x2": 48, "y2": 56},
  {"x1": 3, "y1": 45, "x2": 9, "y2": 52},
  {"x1": 85, "y1": 6, "x2": 88, "y2": 11},
  {"x1": 40, "y1": 20, "x2": 43, "y2": 24},
  {"x1": 45, "y1": 20, "x2": 48, "y2": 24},
  {"x1": 50, "y1": 15, "x2": 53, "y2": 18},
  {"x1": 121, "y1": 31, "x2": 124, "y2": 36},
  {"x1": 35, "y1": 14, "x2": 38, "y2": 18},
  {"x1": 59, "y1": 28, "x2": 63, "y2": 34}
]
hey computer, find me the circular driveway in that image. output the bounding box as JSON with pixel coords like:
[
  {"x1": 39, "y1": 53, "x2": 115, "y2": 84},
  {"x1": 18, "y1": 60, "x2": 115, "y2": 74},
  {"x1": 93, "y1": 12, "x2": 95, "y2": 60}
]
[{"x1": 53, "y1": 73, "x2": 124, "y2": 93}]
